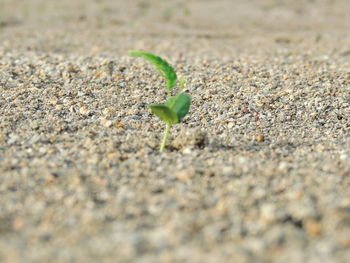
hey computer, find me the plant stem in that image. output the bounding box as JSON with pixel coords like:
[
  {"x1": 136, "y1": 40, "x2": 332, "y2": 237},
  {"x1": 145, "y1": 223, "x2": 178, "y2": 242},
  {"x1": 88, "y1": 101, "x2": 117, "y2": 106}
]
[
  {"x1": 160, "y1": 122, "x2": 171, "y2": 152},
  {"x1": 167, "y1": 88, "x2": 171, "y2": 99}
]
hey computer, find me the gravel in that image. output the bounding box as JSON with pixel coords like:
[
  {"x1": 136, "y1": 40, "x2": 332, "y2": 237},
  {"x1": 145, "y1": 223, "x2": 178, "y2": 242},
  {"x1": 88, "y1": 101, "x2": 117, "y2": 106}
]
[{"x1": 1, "y1": 0, "x2": 350, "y2": 262}]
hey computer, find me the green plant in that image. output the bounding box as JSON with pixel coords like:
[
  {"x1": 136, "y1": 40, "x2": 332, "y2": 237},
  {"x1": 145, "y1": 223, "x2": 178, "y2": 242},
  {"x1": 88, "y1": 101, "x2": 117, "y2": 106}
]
[{"x1": 129, "y1": 51, "x2": 191, "y2": 152}]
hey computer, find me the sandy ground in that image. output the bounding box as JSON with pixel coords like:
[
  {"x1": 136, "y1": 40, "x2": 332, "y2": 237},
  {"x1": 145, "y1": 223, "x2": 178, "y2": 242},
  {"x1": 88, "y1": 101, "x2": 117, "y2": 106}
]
[{"x1": 1, "y1": 0, "x2": 350, "y2": 262}]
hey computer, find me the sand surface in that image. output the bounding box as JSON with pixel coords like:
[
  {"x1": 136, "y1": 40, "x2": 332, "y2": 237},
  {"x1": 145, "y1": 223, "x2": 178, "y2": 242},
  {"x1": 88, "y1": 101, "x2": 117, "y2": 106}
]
[{"x1": 1, "y1": 0, "x2": 350, "y2": 262}]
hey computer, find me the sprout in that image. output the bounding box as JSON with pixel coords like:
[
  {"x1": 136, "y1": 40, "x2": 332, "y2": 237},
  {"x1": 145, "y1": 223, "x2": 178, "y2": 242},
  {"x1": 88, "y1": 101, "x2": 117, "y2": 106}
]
[{"x1": 129, "y1": 51, "x2": 191, "y2": 152}]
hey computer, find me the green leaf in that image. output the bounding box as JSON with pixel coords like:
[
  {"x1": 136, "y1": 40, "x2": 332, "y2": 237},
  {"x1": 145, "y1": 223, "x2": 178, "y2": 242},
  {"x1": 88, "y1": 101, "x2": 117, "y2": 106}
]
[
  {"x1": 129, "y1": 50, "x2": 177, "y2": 91},
  {"x1": 166, "y1": 93, "x2": 190, "y2": 121},
  {"x1": 148, "y1": 104, "x2": 179, "y2": 124}
]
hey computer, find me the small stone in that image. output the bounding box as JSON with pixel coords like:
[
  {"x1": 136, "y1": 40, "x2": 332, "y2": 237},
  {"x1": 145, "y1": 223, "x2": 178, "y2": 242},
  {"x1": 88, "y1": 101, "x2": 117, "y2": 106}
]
[
  {"x1": 340, "y1": 154, "x2": 349, "y2": 161},
  {"x1": 30, "y1": 121, "x2": 40, "y2": 130},
  {"x1": 260, "y1": 203, "x2": 277, "y2": 224},
  {"x1": 183, "y1": 147, "x2": 192, "y2": 155},
  {"x1": 87, "y1": 131, "x2": 97, "y2": 138},
  {"x1": 305, "y1": 220, "x2": 322, "y2": 236},
  {"x1": 79, "y1": 106, "x2": 90, "y2": 115},
  {"x1": 278, "y1": 162, "x2": 289, "y2": 171},
  {"x1": 305, "y1": 220, "x2": 322, "y2": 237},
  {"x1": 55, "y1": 105, "x2": 64, "y2": 110},
  {"x1": 66, "y1": 64, "x2": 79, "y2": 73},
  {"x1": 49, "y1": 98, "x2": 58, "y2": 105},
  {"x1": 69, "y1": 105, "x2": 78, "y2": 113},
  {"x1": 102, "y1": 108, "x2": 113, "y2": 116},
  {"x1": 175, "y1": 168, "x2": 195, "y2": 181},
  {"x1": 105, "y1": 152, "x2": 116, "y2": 160},
  {"x1": 13, "y1": 218, "x2": 24, "y2": 231},
  {"x1": 215, "y1": 200, "x2": 229, "y2": 215},
  {"x1": 7, "y1": 134, "x2": 19, "y2": 145},
  {"x1": 255, "y1": 134, "x2": 265, "y2": 142},
  {"x1": 238, "y1": 156, "x2": 249, "y2": 164},
  {"x1": 228, "y1": 122, "x2": 234, "y2": 128},
  {"x1": 115, "y1": 122, "x2": 124, "y2": 128},
  {"x1": 100, "y1": 119, "x2": 113, "y2": 128},
  {"x1": 125, "y1": 115, "x2": 140, "y2": 120},
  {"x1": 222, "y1": 166, "x2": 233, "y2": 176}
]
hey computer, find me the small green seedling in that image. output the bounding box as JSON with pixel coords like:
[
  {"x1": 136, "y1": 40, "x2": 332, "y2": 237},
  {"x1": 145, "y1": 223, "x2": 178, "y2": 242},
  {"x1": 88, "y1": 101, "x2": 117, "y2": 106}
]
[{"x1": 129, "y1": 51, "x2": 190, "y2": 152}]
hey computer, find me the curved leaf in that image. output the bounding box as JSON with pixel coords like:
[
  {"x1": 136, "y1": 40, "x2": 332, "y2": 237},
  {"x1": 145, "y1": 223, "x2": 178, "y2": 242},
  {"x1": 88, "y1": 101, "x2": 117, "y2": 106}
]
[
  {"x1": 129, "y1": 51, "x2": 177, "y2": 91},
  {"x1": 148, "y1": 104, "x2": 179, "y2": 124},
  {"x1": 166, "y1": 93, "x2": 190, "y2": 121}
]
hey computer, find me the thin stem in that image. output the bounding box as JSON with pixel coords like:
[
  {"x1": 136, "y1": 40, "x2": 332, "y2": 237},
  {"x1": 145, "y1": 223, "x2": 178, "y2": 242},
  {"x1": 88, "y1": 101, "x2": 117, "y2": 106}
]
[
  {"x1": 179, "y1": 77, "x2": 185, "y2": 92},
  {"x1": 167, "y1": 88, "x2": 171, "y2": 99},
  {"x1": 159, "y1": 122, "x2": 171, "y2": 152}
]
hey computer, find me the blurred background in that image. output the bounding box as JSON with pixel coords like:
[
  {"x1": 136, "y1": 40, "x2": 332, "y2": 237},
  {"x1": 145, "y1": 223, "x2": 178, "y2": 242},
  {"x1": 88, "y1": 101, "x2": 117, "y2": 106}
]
[{"x1": 0, "y1": 0, "x2": 349, "y2": 56}]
